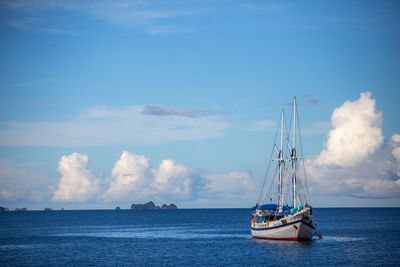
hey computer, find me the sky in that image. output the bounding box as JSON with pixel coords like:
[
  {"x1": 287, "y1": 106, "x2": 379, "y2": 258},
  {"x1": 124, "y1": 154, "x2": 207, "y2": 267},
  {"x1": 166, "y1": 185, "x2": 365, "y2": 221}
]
[{"x1": 0, "y1": 0, "x2": 399, "y2": 210}]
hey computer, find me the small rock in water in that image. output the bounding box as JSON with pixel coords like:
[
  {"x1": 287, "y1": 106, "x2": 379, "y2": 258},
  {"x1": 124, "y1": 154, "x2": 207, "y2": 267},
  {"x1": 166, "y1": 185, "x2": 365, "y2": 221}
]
[
  {"x1": 161, "y1": 203, "x2": 178, "y2": 209},
  {"x1": 14, "y1": 208, "x2": 27, "y2": 211}
]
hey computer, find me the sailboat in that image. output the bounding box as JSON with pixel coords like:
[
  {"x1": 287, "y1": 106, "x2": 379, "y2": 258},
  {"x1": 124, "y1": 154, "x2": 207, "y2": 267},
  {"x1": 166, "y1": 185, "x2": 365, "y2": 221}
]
[{"x1": 251, "y1": 97, "x2": 317, "y2": 240}]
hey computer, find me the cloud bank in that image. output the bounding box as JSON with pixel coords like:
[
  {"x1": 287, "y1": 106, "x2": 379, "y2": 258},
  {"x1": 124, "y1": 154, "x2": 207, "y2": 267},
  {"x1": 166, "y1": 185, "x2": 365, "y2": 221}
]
[
  {"x1": 0, "y1": 158, "x2": 48, "y2": 203},
  {"x1": 0, "y1": 105, "x2": 229, "y2": 146},
  {"x1": 1, "y1": 0, "x2": 208, "y2": 34},
  {"x1": 307, "y1": 92, "x2": 400, "y2": 199},
  {"x1": 2, "y1": 92, "x2": 398, "y2": 207},
  {"x1": 250, "y1": 120, "x2": 276, "y2": 131},
  {"x1": 50, "y1": 151, "x2": 255, "y2": 205},
  {"x1": 142, "y1": 105, "x2": 221, "y2": 118},
  {"x1": 204, "y1": 172, "x2": 255, "y2": 200}
]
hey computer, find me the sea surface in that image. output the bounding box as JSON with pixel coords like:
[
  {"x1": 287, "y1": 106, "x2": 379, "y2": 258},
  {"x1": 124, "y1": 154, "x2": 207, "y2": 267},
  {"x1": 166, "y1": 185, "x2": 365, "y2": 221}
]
[{"x1": 0, "y1": 208, "x2": 399, "y2": 266}]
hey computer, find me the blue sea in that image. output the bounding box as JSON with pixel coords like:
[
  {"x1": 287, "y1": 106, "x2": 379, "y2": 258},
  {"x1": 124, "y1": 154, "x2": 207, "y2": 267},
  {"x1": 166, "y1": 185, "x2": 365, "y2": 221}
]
[{"x1": 0, "y1": 208, "x2": 399, "y2": 266}]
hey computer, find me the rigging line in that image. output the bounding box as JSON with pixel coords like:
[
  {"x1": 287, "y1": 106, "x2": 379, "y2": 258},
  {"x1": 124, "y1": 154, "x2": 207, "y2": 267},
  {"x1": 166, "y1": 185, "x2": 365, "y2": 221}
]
[
  {"x1": 266, "y1": 170, "x2": 280, "y2": 206},
  {"x1": 291, "y1": 161, "x2": 298, "y2": 206},
  {"x1": 286, "y1": 100, "x2": 295, "y2": 207},
  {"x1": 274, "y1": 144, "x2": 279, "y2": 156},
  {"x1": 264, "y1": 163, "x2": 279, "y2": 203},
  {"x1": 260, "y1": 158, "x2": 278, "y2": 204},
  {"x1": 294, "y1": 111, "x2": 307, "y2": 204},
  {"x1": 258, "y1": 108, "x2": 283, "y2": 205},
  {"x1": 260, "y1": 163, "x2": 279, "y2": 205},
  {"x1": 284, "y1": 108, "x2": 290, "y2": 155},
  {"x1": 256, "y1": 155, "x2": 273, "y2": 205},
  {"x1": 288, "y1": 101, "x2": 294, "y2": 145},
  {"x1": 296, "y1": 167, "x2": 306, "y2": 204},
  {"x1": 256, "y1": 112, "x2": 281, "y2": 205},
  {"x1": 296, "y1": 101, "x2": 311, "y2": 204},
  {"x1": 301, "y1": 159, "x2": 310, "y2": 204},
  {"x1": 298, "y1": 166, "x2": 308, "y2": 204},
  {"x1": 280, "y1": 161, "x2": 290, "y2": 203}
]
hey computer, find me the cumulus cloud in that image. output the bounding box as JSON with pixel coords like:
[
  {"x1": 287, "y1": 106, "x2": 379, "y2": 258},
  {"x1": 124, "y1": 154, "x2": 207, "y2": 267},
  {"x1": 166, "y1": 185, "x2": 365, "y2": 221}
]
[
  {"x1": 391, "y1": 134, "x2": 400, "y2": 176},
  {"x1": 316, "y1": 92, "x2": 383, "y2": 167},
  {"x1": 392, "y1": 134, "x2": 400, "y2": 143},
  {"x1": 0, "y1": 105, "x2": 229, "y2": 146},
  {"x1": 101, "y1": 151, "x2": 152, "y2": 201},
  {"x1": 52, "y1": 153, "x2": 101, "y2": 202},
  {"x1": 101, "y1": 151, "x2": 197, "y2": 202},
  {"x1": 307, "y1": 92, "x2": 400, "y2": 199},
  {"x1": 50, "y1": 150, "x2": 256, "y2": 205},
  {"x1": 102, "y1": 151, "x2": 256, "y2": 203},
  {"x1": 1, "y1": 149, "x2": 257, "y2": 207},
  {"x1": 152, "y1": 159, "x2": 193, "y2": 199}
]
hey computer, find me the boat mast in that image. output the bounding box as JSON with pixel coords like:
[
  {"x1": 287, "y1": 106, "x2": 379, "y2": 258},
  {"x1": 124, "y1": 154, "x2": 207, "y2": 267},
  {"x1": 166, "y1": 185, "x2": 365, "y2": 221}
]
[
  {"x1": 279, "y1": 108, "x2": 284, "y2": 212},
  {"x1": 293, "y1": 97, "x2": 296, "y2": 208}
]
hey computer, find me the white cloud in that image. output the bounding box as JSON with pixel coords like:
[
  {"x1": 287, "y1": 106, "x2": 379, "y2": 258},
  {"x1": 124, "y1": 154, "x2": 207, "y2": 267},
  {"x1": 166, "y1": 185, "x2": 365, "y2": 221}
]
[
  {"x1": 142, "y1": 105, "x2": 219, "y2": 117},
  {"x1": 316, "y1": 92, "x2": 383, "y2": 167},
  {"x1": 250, "y1": 120, "x2": 275, "y2": 131},
  {"x1": 50, "y1": 150, "x2": 256, "y2": 205},
  {"x1": 6, "y1": 17, "x2": 75, "y2": 35},
  {"x1": 152, "y1": 159, "x2": 193, "y2": 199},
  {"x1": 391, "y1": 134, "x2": 400, "y2": 176},
  {"x1": 392, "y1": 134, "x2": 400, "y2": 143},
  {"x1": 203, "y1": 171, "x2": 256, "y2": 199},
  {"x1": 250, "y1": 119, "x2": 329, "y2": 136},
  {"x1": 101, "y1": 151, "x2": 153, "y2": 201},
  {"x1": 392, "y1": 147, "x2": 400, "y2": 164},
  {"x1": 0, "y1": 105, "x2": 229, "y2": 146},
  {"x1": 101, "y1": 151, "x2": 196, "y2": 202},
  {"x1": 307, "y1": 92, "x2": 400, "y2": 199},
  {"x1": 0, "y1": 189, "x2": 23, "y2": 201},
  {"x1": 52, "y1": 153, "x2": 101, "y2": 202},
  {"x1": 0, "y1": 158, "x2": 49, "y2": 203},
  {"x1": 2, "y1": 0, "x2": 208, "y2": 34},
  {"x1": 1, "y1": 149, "x2": 258, "y2": 207}
]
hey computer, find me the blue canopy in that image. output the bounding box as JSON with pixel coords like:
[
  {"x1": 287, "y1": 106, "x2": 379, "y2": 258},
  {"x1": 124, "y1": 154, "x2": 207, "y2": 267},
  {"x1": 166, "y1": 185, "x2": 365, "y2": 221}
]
[{"x1": 251, "y1": 204, "x2": 293, "y2": 211}]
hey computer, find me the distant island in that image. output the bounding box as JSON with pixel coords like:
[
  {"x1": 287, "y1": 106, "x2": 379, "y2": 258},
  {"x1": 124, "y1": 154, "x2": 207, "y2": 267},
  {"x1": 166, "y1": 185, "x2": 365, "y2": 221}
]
[
  {"x1": 131, "y1": 201, "x2": 177, "y2": 210},
  {"x1": 14, "y1": 208, "x2": 27, "y2": 211}
]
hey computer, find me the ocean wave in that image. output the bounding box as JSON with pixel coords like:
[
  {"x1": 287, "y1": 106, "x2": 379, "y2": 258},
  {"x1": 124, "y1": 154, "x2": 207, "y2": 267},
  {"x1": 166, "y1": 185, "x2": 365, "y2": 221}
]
[
  {"x1": 51, "y1": 226, "x2": 250, "y2": 240},
  {"x1": 321, "y1": 236, "x2": 365, "y2": 242}
]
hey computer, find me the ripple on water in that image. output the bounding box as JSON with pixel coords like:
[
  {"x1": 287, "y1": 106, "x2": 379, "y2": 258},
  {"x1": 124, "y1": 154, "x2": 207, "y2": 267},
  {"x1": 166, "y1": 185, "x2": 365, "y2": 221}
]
[
  {"x1": 321, "y1": 236, "x2": 366, "y2": 242},
  {"x1": 51, "y1": 226, "x2": 251, "y2": 240},
  {"x1": 0, "y1": 244, "x2": 47, "y2": 250}
]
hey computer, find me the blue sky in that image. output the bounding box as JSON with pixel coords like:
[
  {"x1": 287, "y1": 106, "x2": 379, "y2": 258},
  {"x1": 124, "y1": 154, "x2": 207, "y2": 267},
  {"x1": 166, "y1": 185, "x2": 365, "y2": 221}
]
[{"x1": 0, "y1": 0, "x2": 399, "y2": 209}]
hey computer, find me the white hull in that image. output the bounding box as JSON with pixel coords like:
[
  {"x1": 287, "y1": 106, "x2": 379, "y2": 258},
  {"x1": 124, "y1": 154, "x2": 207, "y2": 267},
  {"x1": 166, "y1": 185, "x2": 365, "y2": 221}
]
[
  {"x1": 251, "y1": 220, "x2": 315, "y2": 240},
  {"x1": 251, "y1": 208, "x2": 316, "y2": 241}
]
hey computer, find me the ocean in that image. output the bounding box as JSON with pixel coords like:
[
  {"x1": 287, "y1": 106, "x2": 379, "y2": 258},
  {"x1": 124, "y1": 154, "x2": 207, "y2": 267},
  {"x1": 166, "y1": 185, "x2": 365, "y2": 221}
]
[{"x1": 0, "y1": 208, "x2": 399, "y2": 266}]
